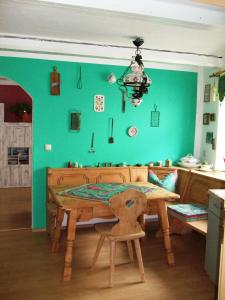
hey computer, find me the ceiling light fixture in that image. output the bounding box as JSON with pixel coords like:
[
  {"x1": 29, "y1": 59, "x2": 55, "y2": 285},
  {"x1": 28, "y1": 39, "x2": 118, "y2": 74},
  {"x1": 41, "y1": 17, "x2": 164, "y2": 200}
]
[{"x1": 117, "y1": 38, "x2": 152, "y2": 107}]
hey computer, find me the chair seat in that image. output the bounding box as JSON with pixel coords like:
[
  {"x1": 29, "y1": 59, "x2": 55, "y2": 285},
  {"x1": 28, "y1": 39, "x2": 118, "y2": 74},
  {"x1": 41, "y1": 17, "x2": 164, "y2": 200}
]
[{"x1": 95, "y1": 222, "x2": 145, "y2": 241}]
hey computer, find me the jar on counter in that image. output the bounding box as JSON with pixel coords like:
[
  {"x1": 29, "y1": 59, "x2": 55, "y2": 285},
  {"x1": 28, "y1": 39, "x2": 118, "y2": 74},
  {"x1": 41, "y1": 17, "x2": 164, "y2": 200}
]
[
  {"x1": 157, "y1": 160, "x2": 162, "y2": 166},
  {"x1": 165, "y1": 159, "x2": 172, "y2": 167}
]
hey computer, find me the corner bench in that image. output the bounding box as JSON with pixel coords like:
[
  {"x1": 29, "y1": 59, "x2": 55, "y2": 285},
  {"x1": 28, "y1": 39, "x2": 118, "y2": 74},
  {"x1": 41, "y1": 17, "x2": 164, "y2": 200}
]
[
  {"x1": 47, "y1": 166, "x2": 225, "y2": 237},
  {"x1": 149, "y1": 166, "x2": 225, "y2": 235}
]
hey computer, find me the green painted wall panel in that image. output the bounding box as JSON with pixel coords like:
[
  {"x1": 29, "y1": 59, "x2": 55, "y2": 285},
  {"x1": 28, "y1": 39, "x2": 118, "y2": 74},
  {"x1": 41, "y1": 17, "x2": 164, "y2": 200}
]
[{"x1": 0, "y1": 56, "x2": 197, "y2": 228}]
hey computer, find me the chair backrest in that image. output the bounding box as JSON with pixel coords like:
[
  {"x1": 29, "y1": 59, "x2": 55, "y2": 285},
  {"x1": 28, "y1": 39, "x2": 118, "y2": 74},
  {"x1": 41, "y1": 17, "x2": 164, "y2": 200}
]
[{"x1": 109, "y1": 189, "x2": 147, "y2": 236}]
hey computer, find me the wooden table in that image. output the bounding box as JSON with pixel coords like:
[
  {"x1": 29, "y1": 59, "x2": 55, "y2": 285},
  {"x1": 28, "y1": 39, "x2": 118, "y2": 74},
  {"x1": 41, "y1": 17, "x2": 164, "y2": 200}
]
[{"x1": 49, "y1": 182, "x2": 180, "y2": 281}]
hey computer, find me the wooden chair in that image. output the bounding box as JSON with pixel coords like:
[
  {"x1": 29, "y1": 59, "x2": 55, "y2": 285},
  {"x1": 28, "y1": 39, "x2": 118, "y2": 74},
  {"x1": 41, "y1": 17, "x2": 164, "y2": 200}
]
[{"x1": 91, "y1": 189, "x2": 147, "y2": 287}]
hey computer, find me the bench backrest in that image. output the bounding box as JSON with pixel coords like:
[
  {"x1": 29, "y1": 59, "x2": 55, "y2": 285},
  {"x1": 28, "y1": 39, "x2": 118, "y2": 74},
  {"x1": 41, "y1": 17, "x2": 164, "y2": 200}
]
[{"x1": 47, "y1": 166, "x2": 148, "y2": 201}]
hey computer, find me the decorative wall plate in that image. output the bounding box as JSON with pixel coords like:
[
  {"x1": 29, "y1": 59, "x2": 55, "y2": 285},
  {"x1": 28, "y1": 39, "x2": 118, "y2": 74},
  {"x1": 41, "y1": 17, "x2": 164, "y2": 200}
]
[
  {"x1": 127, "y1": 126, "x2": 138, "y2": 137},
  {"x1": 94, "y1": 95, "x2": 104, "y2": 112}
]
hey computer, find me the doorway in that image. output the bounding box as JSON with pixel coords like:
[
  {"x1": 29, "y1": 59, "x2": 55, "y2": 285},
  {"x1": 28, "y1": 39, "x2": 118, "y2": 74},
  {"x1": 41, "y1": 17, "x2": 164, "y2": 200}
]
[{"x1": 0, "y1": 77, "x2": 32, "y2": 230}]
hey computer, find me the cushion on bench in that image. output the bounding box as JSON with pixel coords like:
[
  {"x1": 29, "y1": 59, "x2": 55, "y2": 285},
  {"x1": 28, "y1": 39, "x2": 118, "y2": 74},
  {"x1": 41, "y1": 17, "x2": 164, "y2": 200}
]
[
  {"x1": 148, "y1": 169, "x2": 178, "y2": 192},
  {"x1": 167, "y1": 203, "x2": 208, "y2": 222}
]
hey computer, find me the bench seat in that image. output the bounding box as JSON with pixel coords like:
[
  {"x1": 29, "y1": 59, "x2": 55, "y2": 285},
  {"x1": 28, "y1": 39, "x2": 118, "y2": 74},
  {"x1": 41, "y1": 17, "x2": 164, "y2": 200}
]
[{"x1": 149, "y1": 166, "x2": 225, "y2": 235}]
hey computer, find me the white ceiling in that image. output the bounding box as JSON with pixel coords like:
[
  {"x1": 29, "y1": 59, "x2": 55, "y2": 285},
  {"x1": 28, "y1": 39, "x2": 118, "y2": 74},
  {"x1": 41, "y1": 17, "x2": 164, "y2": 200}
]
[{"x1": 0, "y1": 0, "x2": 225, "y2": 67}]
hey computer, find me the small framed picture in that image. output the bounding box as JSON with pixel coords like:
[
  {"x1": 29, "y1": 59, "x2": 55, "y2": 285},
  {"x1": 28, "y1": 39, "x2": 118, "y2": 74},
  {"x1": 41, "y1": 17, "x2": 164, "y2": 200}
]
[
  {"x1": 203, "y1": 113, "x2": 210, "y2": 125},
  {"x1": 206, "y1": 132, "x2": 213, "y2": 144},
  {"x1": 210, "y1": 113, "x2": 216, "y2": 121},
  {"x1": 70, "y1": 112, "x2": 81, "y2": 131},
  {"x1": 204, "y1": 84, "x2": 211, "y2": 102},
  {"x1": 94, "y1": 95, "x2": 104, "y2": 112}
]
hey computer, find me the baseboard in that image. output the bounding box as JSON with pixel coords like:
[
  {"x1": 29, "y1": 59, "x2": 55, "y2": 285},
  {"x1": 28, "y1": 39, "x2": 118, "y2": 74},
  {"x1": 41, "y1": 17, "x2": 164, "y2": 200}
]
[{"x1": 32, "y1": 228, "x2": 47, "y2": 232}]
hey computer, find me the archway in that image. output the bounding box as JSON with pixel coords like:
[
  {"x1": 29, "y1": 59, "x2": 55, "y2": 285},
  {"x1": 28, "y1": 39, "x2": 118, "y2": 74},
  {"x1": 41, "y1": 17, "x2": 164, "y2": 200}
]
[{"x1": 0, "y1": 76, "x2": 32, "y2": 230}]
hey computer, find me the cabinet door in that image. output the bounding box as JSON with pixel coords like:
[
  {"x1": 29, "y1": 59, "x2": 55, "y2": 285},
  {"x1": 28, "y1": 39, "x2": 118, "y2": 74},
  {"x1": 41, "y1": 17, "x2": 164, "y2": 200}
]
[
  {"x1": 7, "y1": 166, "x2": 20, "y2": 186},
  {"x1": 0, "y1": 124, "x2": 7, "y2": 187},
  {"x1": 20, "y1": 165, "x2": 32, "y2": 186},
  {"x1": 6, "y1": 125, "x2": 25, "y2": 147},
  {"x1": 205, "y1": 195, "x2": 224, "y2": 284},
  {"x1": 218, "y1": 227, "x2": 225, "y2": 300},
  {"x1": 13, "y1": 126, "x2": 26, "y2": 147},
  {"x1": 0, "y1": 167, "x2": 8, "y2": 187},
  {"x1": 25, "y1": 125, "x2": 32, "y2": 148}
]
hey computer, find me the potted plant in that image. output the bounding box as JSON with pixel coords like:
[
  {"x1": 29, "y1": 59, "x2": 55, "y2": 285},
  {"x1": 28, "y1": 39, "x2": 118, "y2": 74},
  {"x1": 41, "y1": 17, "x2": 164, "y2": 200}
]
[{"x1": 10, "y1": 102, "x2": 32, "y2": 122}]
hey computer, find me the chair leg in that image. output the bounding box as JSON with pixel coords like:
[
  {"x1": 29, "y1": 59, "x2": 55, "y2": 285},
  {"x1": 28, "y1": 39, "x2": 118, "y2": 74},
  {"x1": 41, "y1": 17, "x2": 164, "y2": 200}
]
[
  {"x1": 127, "y1": 240, "x2": 134, "y2": 262},
  {"x1": 92, "y1": 234, "x2": 105, "y2": 268},
  {"x1": 109, "y1": 240, "x2": 116, "y2": 288},
  {"x1": 134, "y1": 239, "x2": 145, "y2": 282}
]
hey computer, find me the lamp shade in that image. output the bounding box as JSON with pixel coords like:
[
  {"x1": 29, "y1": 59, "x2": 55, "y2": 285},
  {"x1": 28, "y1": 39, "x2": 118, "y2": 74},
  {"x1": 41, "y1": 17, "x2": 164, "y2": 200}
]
[
  {"x1": 123, "y1": 61, "x2": 151, "y2": 88},
  {"x1": 117, "y1": 38, "x2": 152, "y2": 107}
]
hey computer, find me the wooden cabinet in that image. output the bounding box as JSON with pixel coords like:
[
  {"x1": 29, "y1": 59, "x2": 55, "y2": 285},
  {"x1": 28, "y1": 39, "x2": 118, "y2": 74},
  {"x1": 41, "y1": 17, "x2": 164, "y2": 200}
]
[
  {"x1": 219, "y1": 223, "x2": 225, "y2": 300},
  {"x1": 204, "y1": 190, "x2": 225, "y2": 299},
  {"x1": 0, "y1": 123, "x2": 32, "y2": 187}
]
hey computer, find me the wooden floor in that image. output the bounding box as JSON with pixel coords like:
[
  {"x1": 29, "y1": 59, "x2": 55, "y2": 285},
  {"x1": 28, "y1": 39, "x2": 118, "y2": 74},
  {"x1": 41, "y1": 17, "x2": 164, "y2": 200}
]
[
  {"x1": 0, "y1": 223, "x2": 215, "y2": 300},
  {"x1": 0, "y1": 187, "x2": 31, "y2": 231}
]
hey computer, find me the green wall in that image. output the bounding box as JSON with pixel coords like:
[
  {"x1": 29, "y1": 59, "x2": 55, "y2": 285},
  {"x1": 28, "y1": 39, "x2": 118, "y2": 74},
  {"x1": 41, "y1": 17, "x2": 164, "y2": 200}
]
[{"x1": 0, "y1": 56, "x2": 197, "y2": 228}]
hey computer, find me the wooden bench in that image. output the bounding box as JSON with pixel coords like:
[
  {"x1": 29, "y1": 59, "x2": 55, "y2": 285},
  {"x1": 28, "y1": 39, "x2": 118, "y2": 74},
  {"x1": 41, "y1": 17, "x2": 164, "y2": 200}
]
[
  {"x1": 47, "y1": 165, "x2": 225, "y2": 237},
  {"x1": 149, "y1": 166, "x2": 225, "y2": 235}
]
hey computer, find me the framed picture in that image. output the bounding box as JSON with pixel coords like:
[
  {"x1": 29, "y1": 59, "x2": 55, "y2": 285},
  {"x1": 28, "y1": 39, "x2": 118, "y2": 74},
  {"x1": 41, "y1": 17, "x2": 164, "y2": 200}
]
[
  {"x1": 203, "y1": 113, "x2": 210, "y2": 125},
  {"x1": 206, "y1": 132, "x2": 213, "y2": 144},
  {"x1": 204, "y1": 84, "x2": 211, "y2": 102},
  {"x1": 210, "y1": 113, "x2": 216, "y2": 121}
]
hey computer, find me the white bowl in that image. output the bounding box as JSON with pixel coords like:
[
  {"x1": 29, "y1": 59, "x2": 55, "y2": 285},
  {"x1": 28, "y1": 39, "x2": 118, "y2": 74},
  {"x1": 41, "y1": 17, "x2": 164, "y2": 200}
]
[{"x1": 180, "y1": 154, "x2": 199, "y2": 164}]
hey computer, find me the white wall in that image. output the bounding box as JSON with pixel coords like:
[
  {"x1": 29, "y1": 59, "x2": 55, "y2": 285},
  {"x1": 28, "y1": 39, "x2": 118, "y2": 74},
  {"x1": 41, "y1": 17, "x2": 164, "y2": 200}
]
[
  {"x1": 198, "y1": 67, "x2": 220, "y2": 168},
  {"x1": 215, "y1": 100, "x2": 225, "y2": 171}
]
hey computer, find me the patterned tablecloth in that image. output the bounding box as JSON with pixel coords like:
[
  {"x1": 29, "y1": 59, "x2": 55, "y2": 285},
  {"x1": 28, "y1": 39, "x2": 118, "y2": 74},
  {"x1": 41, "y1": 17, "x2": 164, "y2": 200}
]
[{"x1": 57, "y1": 183, "x2": 158, "y2": 205}]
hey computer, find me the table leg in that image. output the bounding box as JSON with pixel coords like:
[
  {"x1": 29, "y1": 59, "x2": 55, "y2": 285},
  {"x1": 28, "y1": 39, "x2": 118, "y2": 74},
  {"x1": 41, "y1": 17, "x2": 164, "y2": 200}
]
[
  {"x1": 52, "y1": 207, "x2": 64, "y2": 253},
  {"x1": 138, "y1": 213, "x2": 145, "y2": 231},
  {"x1": 63, "y1": 209, "x2": 77, "y2": 281},
  {"x1": 157, "y1": 199, "x2": 175, "y2": 265}
]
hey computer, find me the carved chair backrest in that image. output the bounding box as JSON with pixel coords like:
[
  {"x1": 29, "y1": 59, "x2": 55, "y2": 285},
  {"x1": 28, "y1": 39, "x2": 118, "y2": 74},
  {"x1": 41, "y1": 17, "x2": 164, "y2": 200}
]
[{"x1": 109, "y1": 189, "x2": 147, "y2": 236}]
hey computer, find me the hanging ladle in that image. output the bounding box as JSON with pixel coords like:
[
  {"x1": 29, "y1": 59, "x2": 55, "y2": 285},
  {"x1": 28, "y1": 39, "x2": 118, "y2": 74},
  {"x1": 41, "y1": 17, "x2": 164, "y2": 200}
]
[{"x1": 89, "y1": 132, "x2": 95, "y2": 153}]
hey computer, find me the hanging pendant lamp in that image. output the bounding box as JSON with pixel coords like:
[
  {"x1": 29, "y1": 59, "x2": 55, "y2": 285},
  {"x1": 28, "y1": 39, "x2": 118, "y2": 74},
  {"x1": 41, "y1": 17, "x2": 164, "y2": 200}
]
[{"x1": 118, "y1": 38, "x2": 152, "y2": 107}]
